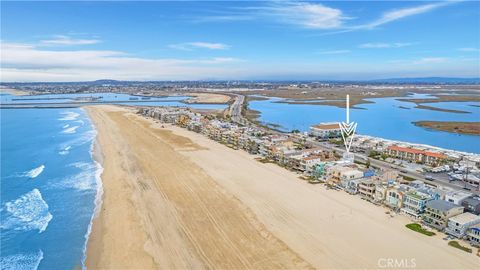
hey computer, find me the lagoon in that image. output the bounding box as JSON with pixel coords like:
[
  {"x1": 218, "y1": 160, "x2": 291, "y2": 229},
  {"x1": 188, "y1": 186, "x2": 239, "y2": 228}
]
[{"x1": 248, "y1": 95, "x2": 480, "y2": 154}]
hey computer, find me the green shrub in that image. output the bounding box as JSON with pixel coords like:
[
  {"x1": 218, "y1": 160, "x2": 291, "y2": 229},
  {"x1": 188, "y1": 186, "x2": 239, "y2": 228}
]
[{"x1": 405, "y1": 223, "x2": 435, "y2": 236}]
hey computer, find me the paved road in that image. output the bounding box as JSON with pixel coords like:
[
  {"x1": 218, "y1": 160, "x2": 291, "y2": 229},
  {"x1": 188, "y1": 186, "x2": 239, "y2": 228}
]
[
  {"x1": 229, "y1": 94, "x2": 245, "y2": 124},
  {"x1": 308, "y1": 139, "x2": 479, "y2": 194},
  {"x1": 226, "y1": 94, "x2": 479, "y2": 194}
]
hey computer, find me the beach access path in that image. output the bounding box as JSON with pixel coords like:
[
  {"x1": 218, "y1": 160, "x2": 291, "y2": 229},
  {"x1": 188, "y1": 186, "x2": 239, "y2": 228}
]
[{"x1": 86, "y1": 105, "x2": 479, "y2": 269}]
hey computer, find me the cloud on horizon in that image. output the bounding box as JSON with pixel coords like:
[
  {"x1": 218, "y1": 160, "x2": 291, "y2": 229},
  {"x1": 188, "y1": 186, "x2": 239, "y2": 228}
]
[
  {"x1": 168, "y1": 42, "x2": 230, "y2": 51},
  {"x1": 359, "y1": 42, "x2": 413, "y2": 49},
  {"x1": 0, "y1": 41, "x2": 243, "y2": 82},
  {"x1": 40, "y1": 35, "x2": 101, "y2": 46}
]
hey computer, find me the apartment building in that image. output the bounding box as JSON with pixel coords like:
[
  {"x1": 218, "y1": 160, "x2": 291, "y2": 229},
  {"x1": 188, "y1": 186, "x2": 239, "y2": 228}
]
[
  {"x1": 386, "y1": 145, "x2": 447, "y2": 166},
  {"x1": 309, "y1": 122, "x2": 341, "y2": 139}
]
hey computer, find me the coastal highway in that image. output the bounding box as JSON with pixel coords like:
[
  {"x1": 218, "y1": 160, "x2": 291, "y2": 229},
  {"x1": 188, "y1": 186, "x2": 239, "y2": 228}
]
[
  {"x1": 308, "y1": 139, "x2": 480, "y2": 194},
  {"x1": 218, "y1": 94, "x2": 478, "y2": 194},
  {"x1": 229, "y1": 94, "x2": 245, "y2": 124}
]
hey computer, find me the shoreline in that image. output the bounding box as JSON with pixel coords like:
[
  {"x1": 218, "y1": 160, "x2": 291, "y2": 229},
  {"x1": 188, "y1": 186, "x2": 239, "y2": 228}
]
[
  {"x1": 84, "y1": 105, "x2": 479, "y2": 269},
  {"x1": 82, "y1": 108, "x2": 105, "y2": 270},
  {"x1": 413, "y1": 121, "x2": 480, "y2": 136},
  {"x1": 84, "y1": 105, "x2": 310, "y2": 269},
  {"x1": 0, "y1": 88, "x2": 29, "y2": 96}
]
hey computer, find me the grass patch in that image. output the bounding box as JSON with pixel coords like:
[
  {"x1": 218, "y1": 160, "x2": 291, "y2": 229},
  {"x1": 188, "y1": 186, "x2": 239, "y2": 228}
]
[
  {"x1": 405, "y1": 223, "x2": 436, "y2": 236},
  {"x1": 448, "y1": 241, "x2": 472, "y2": 253},
  {"x1": 255, "y1": 157, "x2": 274, "y2": 164}
]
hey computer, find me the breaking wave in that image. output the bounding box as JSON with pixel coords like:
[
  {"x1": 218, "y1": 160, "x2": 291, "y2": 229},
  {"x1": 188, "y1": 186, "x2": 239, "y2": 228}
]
[
  {"x1": 0, "y1": 250, "x2": 44, "y2": 270},
  {"x1": 59, "y1": 130, "x2": 96, "y2": 151},
  {"x1": 51, "y1": 162, "x2": 100, "y2": 191},
  {"x1": 62, "y1": 126, "x2": 80, "y2": 134},
  {"x1": 1, "y1": 189, "x2": 53, "y2": 233},
  {"x1": 58, "y1": 146, "x2": 71, "y2": 155},
  {"x1": 59, "y1": 111, "x2": 80, "y2": 121},
  {"x1": 22, "y1": 165, "x2": 45, "y2": 179}
]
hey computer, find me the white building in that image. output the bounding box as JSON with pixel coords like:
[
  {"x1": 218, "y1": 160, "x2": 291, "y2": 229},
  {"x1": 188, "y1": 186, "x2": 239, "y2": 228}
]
[
  {"x1": 309, "y1": 122, "x2": 341, "y2": 139},
  {"x1": 446, "y1": 212, "x2": 480, "y2": 238},
  {"x1": 445, "y1": 190, "x2": 472, "y2": 205}
]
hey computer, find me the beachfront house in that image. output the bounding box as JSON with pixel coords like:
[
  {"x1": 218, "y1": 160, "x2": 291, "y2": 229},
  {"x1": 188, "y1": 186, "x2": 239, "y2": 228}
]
[
  {"x1": 385, "y1": 185, "x2": 409, "y2": 210},
  {"x1": 374, "y1": 182, "x2": 390, "y2": 203},
  {"x1": 445, "y1": 190, "x2": 473, "y2": 205},
  {"x1": 309, "y1": 122, "x2": 341, "y2": 139},
  {"x1": 467, "y1": 225, "x2": 480, "y2": 247},
  {"x1": 400, "y1": 190, "x2": 433, "y2": 219},
  {"x1": 462, "y1": 195, "x2": 480, "y2": 215},
  {"x1": 445, "y1": 212, "x2": 480, "y2": 238},
  {"x1": 423, "y1": 200, "x2": 464, "y2": 230},
  {"x1": 345, "y1": 178, "x2": 363, "y2": 194},
  {"x1": 325, "y1": 165, "x2": 364, "y2": 186},
  {"x1": 358, "y1": 179, "x2": 376, "y2": 201}
]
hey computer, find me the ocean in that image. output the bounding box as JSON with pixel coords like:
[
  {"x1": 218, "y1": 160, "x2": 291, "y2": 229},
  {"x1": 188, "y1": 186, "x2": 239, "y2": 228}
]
[
  {"x1": 0, "y1": 108, "x2": 102, "y2": 270},
  {"x1": 0, "y1": 92, "x2": 227, "y2": 270}
]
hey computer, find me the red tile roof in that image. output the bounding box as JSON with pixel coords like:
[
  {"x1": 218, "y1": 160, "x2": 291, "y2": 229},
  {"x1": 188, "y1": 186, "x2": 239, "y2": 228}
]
[
  {"x1": 312, "y1": 123, "x2": 340, "y2": 130},
  {"x1": 388, "y1": 146, "x2": 447, "y2": 159}
]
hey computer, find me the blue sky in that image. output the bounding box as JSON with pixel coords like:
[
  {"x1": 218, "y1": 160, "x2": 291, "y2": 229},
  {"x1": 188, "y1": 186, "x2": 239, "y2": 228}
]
[{"x1": 1, "y1": 1, "x2": 479, "y2": 81}]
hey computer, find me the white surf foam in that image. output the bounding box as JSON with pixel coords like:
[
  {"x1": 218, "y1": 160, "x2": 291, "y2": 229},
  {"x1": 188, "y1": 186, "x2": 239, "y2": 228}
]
[
  {"x1": 62, "y1": 126, "x2": 80, "y2": 134},
  {"x1": 0, "y1": 250, "x2": 44, "y2": 270},
  {"x1": 81, "y1": 108, "x2": 104, "y2": 270},
  {"x1": 23, "y1": 165, "x2": 45, "y2": 179},
  {"x1": 2, "y1": 189, "x2": 53, "y2": 233},
  {"x1": 59, "y1": 111, "x2": 80, "y2": 121},
  {"x1": 59, "y1": 130, "x2": 96, "y2": 150},
  {"x1": 62, "y1": 124, "x2": 70, "y2": 128},
  {"x1": 58, "y1": 146, "x2": 71, "y2": 155},
  {"x1": 52, "y1": 162, "x2": 99, "y2": 191}
]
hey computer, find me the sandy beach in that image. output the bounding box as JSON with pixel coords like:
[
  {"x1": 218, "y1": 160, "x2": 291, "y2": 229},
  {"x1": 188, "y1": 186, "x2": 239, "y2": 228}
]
[
  {"x1": 0, "y1": 88, "x2": 29, "y2": 96},
  {"x1": 86, "y1": 105, "x2": 479, "y2": 269},
  {"x1": 184, "y1": 92, "x2": 231, "y2": 104}
]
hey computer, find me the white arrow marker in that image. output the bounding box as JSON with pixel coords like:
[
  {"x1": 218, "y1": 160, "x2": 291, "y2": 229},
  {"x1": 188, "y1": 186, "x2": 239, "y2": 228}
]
[{"x1": 340, "y1": 95, "x2": 357, "y2": 153}]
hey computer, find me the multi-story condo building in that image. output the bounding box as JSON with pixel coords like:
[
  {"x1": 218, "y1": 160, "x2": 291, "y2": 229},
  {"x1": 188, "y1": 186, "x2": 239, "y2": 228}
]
[
  {"x1": 423, "y1": 200, "x2": 464, "y2": 230},
  {"x1": 309, "y1": 122, "x2": 341, "y2": 139},
  {"x1": 386, "y1": 145, "x2": 447, "y2": 166},
  {"x1": 445, "y1": 212, "x2": 480, "y2": 238}
]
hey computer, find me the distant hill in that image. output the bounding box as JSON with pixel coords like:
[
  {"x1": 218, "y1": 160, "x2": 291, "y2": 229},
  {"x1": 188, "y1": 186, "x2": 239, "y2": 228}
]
[
  {"x1": 1, "y1": 77, "x2": 479, "y2": 85},
  {"x1": 365, "y1": 77, "x2": 480, "y2": 84}
]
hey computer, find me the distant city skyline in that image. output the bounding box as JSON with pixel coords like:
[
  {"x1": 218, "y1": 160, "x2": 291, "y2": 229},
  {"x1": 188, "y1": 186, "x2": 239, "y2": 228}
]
[{"x1": 1, "y1": 1, "x2": 479, "y2": 82}]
